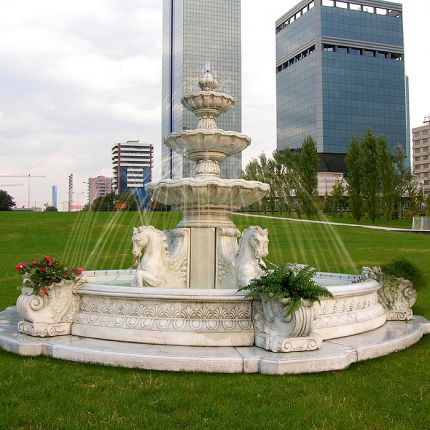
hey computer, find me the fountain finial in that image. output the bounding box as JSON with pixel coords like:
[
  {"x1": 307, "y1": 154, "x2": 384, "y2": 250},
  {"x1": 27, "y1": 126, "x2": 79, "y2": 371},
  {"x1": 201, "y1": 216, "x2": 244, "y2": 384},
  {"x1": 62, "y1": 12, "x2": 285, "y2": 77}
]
[{"x1": 199, "y1": 64, "x2": 218, "y2": 91}]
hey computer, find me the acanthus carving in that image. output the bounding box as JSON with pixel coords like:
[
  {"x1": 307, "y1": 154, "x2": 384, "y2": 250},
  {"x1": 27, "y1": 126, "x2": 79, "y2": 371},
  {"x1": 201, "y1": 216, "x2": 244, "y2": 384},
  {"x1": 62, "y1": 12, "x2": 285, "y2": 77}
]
[
  {"x1": 253, "y1": 298, "x2": 322, "y2": 353},
  {"x1": 74, "y1": 297, "x2": 252, "y2": 333},
  {"x1": 16, "y1": 281, "x2": 81, "y2": 337},
  {"x1": 196, "y1": 159, "x2": 221, "y2": 176},
  {"x1": 363, "y1": 267, "x2": 417, "y2": 321},
  {"x1": 312, "y1": 290, "x2": 387, "y2": 330}
]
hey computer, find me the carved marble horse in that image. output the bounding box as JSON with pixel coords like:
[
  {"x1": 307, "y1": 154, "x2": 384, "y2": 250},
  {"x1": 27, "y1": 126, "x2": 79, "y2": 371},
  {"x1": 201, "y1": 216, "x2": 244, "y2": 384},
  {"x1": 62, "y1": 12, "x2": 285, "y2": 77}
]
[
  {"x1": 236, "y1": 226, "x2": 269, "y2": 287},
  {"x1": 131, "y1": 226, "x2": 189, "y2": 288}
]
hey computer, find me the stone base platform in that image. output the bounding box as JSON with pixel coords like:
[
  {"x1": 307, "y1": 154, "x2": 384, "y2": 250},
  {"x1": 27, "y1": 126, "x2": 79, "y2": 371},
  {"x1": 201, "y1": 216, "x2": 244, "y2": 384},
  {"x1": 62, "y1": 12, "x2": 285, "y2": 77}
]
[{"x1": 0, "y1": 307, "x2": 428, "y2": 375}]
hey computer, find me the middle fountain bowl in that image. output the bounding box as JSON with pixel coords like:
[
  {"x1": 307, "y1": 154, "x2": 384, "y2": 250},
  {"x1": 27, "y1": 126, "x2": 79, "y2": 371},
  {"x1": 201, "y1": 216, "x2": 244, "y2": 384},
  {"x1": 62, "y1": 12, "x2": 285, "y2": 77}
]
[{"x1": 164, "y1": 129, "x2": 251, "y2": 163}]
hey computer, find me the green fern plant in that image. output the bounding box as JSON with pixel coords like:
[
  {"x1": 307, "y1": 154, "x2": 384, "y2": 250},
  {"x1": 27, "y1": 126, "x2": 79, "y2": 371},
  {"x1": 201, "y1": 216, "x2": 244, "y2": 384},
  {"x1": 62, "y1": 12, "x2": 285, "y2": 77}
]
[{"x1": 238, "y1": 265, "x2": 333, "y2": 316}]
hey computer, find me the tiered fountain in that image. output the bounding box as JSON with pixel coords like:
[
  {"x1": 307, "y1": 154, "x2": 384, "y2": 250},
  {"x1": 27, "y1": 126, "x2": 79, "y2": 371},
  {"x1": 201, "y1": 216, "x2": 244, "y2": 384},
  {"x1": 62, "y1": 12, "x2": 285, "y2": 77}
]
[{"x1": 2, "y1": 69, "x2": 428, "y2": 374}]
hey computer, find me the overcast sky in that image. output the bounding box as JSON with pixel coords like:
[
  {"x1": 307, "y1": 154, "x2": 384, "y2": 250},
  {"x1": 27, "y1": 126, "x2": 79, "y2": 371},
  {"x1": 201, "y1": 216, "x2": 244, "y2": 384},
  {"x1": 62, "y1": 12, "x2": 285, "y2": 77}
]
[{"x1": 0, "y1": 0, "x2": 428, "y2": 209}]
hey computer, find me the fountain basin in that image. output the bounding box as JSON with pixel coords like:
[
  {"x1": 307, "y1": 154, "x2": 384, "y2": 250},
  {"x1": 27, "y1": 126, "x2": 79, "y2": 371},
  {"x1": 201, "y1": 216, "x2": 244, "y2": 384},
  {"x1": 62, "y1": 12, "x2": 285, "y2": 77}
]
[
  {"x1": 182, "y1": 91, "x2": 234, "y2": 116},
  {"x1": 146, "y1": 178, "x2": 270, "y2": 227},
  {"x1": 71, "y1": 271, "x2": 386, "y2": 347},
  {"x1": 72, "y1": 283, "x2": 254, "y2": 347},
  {"x1": 165, "y1": 130, "x2": 251, "y2": 162}
]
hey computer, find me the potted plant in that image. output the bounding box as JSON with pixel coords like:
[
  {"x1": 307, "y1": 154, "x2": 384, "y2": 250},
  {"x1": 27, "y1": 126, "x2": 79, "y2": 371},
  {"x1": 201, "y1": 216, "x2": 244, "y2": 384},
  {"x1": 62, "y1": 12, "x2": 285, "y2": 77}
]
[
  {"x1": 16, "y1": 256, "x2": 84, "y2": 337},
  {"x1": 239, "y1": 265, "x2": 333, "y2": 352}
]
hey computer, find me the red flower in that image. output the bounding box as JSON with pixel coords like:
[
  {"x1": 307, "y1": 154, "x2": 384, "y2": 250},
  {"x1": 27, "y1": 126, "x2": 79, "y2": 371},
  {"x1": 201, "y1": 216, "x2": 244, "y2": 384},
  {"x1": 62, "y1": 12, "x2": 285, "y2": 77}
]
[
  {"x1": 32, "y1": 260, "x2": 39, "y2": 266},
  {"x1": 23, "y1": 262, "x2": 27, "y2": 267},
  {"x1": 45, "y1": 256, "x2": 51, "y2": 262},
  {"x1": 16, "y1": 263, "x2": 23, "y2": 272},
  {"x1": 41, "y1": 267, "x2": 47, "y2": 273},
  {"x1": 41, "y1": 288, "x2": 47, "y2": 296},
  {"x1": 75, "y1": 268, "x2": 83, "y2": 275},
  {"x1": 48, "y1": 261, "x2": 53, "y2": 266}
]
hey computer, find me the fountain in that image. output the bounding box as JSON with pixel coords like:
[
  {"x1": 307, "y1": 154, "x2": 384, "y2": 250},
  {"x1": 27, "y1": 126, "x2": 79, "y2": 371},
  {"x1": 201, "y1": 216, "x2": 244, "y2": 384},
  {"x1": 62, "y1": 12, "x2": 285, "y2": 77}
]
[{"x1": 1, "y1": 69, "x2": 429, "y2": 374}]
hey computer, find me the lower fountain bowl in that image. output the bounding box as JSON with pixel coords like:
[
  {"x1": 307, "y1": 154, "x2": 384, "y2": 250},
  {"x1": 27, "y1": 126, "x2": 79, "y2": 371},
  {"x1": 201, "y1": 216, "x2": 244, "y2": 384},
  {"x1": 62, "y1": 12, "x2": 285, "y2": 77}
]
[{"x1": 71, "y1": 271, "x2": 386, "y2": 347}]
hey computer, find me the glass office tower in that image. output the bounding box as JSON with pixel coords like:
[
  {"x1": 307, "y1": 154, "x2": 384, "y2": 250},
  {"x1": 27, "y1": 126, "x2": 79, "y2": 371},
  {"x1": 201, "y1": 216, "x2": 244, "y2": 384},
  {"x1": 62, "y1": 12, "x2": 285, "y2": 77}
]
[
  {"x1": 276, "y1": 0, "x2": 408, "y2": 170},
  {"x1": 162, "y1": 0, "x2": 242, "y2": 179}
]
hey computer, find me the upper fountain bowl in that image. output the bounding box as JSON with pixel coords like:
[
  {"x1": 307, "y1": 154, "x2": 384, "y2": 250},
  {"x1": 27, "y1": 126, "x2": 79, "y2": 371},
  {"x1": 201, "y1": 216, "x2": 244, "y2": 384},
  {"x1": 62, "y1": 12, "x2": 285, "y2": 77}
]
[
  {"x1": 182, "y1": 91, "x2": 235, "y2": 118},
  {"x1": 165, "y1": 129, "x2": 251, "y2": 163}
]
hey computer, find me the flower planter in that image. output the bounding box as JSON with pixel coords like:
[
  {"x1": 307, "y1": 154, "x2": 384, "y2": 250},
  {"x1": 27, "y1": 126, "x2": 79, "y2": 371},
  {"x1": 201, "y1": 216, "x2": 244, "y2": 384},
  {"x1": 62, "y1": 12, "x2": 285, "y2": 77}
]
[
  {"x1": 17, "y1": 281, "x2": 81, "y2": 337},
  {"x1": 253, "y1": 297, "x2": 322, "y2": 353}
]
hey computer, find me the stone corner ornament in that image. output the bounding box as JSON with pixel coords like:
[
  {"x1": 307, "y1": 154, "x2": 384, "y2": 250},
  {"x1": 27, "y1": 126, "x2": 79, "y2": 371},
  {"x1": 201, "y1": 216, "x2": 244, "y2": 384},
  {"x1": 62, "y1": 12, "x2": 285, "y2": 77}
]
[
  {"x1": 362, "y1": 267, "x2": 417, "y2": 321},
  {"x1": 253, "y1": 297, "x2": 322, "y2": 353},
  {"x1": 16, "y1": 280, "x2": 82, "y2": 337}
]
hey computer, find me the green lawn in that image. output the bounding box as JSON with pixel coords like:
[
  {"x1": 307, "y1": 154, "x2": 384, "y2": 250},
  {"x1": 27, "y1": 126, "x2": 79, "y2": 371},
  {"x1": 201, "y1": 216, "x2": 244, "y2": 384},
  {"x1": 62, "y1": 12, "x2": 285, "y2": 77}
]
[{"x1": 0, "y1": 212, "x2": 429, "y2": 430}]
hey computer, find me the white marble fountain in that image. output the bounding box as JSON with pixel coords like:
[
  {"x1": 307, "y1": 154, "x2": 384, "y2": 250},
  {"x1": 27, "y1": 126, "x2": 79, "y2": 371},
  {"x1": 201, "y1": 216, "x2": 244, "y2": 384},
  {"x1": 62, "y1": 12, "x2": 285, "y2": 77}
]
[{"x1": 1, "y1": 70, "x2": 428, "y2": 374}]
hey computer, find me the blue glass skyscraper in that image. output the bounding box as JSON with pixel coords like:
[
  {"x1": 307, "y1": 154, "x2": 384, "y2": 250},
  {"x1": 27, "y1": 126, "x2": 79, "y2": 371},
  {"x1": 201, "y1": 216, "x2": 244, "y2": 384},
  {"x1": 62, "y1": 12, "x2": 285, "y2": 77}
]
[
  {"x1": 276, "y1": 0, "x2": 409, "y2": 170},
  {"x1": 162, "y1": 0, "x2": 242, "y2": 180}
]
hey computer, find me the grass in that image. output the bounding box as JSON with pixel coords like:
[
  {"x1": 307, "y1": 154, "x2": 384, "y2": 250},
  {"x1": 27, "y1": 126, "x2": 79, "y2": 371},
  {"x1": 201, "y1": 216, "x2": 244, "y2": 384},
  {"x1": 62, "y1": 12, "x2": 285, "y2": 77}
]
[{"x1": 0, "y1": 211, "x2": 429, "y2": 430}]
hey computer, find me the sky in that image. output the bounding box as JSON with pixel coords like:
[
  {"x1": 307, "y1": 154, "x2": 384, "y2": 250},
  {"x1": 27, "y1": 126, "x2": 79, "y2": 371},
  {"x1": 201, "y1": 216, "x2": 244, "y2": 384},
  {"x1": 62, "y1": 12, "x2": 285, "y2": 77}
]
[{"x1": 0, "y1": 0, "x2": 428, "y2": 209}]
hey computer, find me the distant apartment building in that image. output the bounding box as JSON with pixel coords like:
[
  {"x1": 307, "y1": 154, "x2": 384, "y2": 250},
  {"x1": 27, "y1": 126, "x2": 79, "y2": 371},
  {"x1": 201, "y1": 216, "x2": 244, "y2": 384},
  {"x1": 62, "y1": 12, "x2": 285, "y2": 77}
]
[
  {"x1": 412, "y1": 119, "x2": 430, "y2": 196},
  {"x1": 276, "y1": 0, "x2": 409, "y2": 172},
  {"x1": 162, "y1": 0, "x2": 242, "y2": 180},
  {"x1": 88, "y1": 176, "x2": 113, "y2": 205},
  {"x1": 112, "y1": 141, "x2": 153, "y2": 203}
]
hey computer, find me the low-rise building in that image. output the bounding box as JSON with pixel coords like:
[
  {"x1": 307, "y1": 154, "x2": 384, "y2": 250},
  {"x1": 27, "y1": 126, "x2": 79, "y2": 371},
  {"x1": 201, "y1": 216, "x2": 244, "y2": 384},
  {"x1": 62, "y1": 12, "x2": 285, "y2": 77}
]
[{"x1": 412, "y1": 119, "x2": 430, "y2": 196}]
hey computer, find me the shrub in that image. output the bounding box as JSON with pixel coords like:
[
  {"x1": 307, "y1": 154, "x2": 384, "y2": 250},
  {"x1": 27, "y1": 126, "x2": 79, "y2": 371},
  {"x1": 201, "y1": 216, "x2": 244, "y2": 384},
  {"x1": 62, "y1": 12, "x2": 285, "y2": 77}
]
[{"x1": 381, "y1": 260, "x2": 425, "y2": 290}]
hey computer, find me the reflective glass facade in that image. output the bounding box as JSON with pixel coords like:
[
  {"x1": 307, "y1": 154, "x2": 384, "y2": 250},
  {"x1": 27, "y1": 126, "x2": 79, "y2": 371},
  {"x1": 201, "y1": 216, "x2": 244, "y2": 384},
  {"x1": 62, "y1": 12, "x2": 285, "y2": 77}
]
[
  {"x1": 276, "y1": 0, "x2": 408, "y2": 166},
  {"x1": 162, "y1": 0, "x2": 242, "y2": 179}
]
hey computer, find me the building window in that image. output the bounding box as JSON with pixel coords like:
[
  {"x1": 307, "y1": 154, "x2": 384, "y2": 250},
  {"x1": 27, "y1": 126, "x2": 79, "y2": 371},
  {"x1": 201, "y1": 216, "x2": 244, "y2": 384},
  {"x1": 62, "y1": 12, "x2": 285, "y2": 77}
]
[
  {"x1": 350, "y1": 47, "x2": 362, "y2": 55},
  {"x1": 336, "y1": 1, "x2": 348, "y2": 9},
  {"x1": 376, "y1": 51, "x2": 389, "y2": 59},
  {"x1": 388, "y1": 9, "x2": 402, "y2": 18},
  {"x1": 363, "y1": 5, "x2": 375, "y2": 13},
  {"x1": 322, "y1": 0, "x2": 334, "y2": 7},
  {"x1": 276, "y1": 45, "x2": 316, "y2": 73},
  {"x1": 350, "y1": 3, "x2": 361, "y2": 11},
  {"x1": 276, "y1": 0, "x2": 316, "y2": 33},
  {"x1": 337, "y1": 46, "x2": 348, "y2": 54},
  {"x1": 364, "y1": 49, "x2": 375, "y2": 57},
  {"x1": 376, "y1": 8, "x2": 387, "y2": 15},
  {"x1": 323, "y1": 44, "x2": 335, "y2": 52}
]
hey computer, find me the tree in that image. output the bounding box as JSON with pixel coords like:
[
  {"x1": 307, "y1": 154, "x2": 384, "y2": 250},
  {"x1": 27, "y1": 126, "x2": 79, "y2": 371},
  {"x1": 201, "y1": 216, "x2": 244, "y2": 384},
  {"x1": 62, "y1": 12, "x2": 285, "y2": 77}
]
[
  {"x1": 330, "y1": 181, "x2": 346, "y2": 216},
  {"x1": 376, "y1": 136, "x2": 395, "y2": 221},
  {"x1": 393, "y1": 145, "x2": 411, "y2": 220},
  {"x1": 425, "y1": 194, "x2": 430, "y2": 216},
  {"x1": 0, "y1": 190, "x2": 15, "y2": 211},
  {"x1": 117, "y1": 192, "x2": 138, "y2": 211},
  {"x1": 345, "y1": 137, "x2": 363, "y2": 222},
  {"x1": 44, "y1": 204, "x2": 58, "y2": 212},
  {"x1": 359, "y1": 130, "x2": 380, "y2": 223},
  {"x1": 90, "y1": 193, "x2": 117, "y2": 212},
  {"x1": 295, "y1": 137, "x2": 319, "y2": 217},
  {"x1": 273, "y1": 149, "x2": 296, "y2": 216}
]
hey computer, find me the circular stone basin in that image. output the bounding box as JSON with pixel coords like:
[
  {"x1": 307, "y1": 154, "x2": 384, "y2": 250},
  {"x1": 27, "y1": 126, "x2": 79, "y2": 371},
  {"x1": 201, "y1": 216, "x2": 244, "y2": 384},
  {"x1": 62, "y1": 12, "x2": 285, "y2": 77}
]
[
  {"x1": 182, "y1": 91, "x2": 234, "y2": 116},
  {"x1": 146, "y1": 177, "x2": 270, "y2": 208},
  {"x1": 72, "y1": 271, "x2": 386, "y2": 347},
  {"x1": 165, "y1": 130, "x2": 251, "y2": 162}
]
